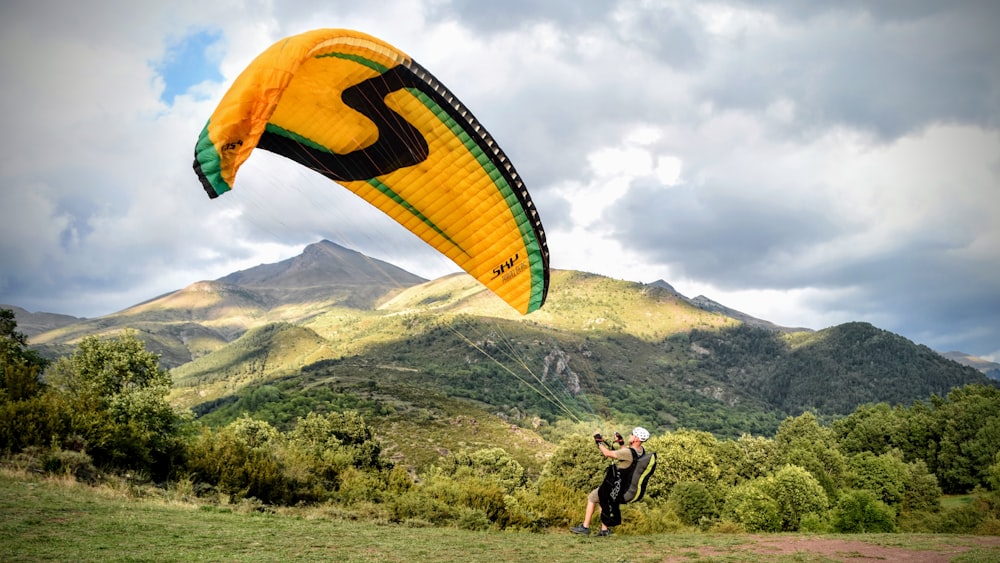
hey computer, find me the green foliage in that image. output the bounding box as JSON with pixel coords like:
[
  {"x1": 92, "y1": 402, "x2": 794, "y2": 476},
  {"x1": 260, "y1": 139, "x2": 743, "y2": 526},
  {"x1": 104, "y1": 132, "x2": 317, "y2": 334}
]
[
  {"x1": 287, "y1": 410, "x2": 387, "y2": 471},
  {"x1": 437, "y1": 447, "x2": 526, "y2": 494},
  {"x1": 48, "y1": 329, "x2": 171, "y2": 398},
  {"x1": 184, "y1": 410, "x2": 396, "y2": 507},
  {"x1": 38, "y1": 330, "x2": 184, "y2": 480},
  {"x1": 934, "y1": 385, "x2": 1000, "y2": 493},
  {"x1": 538, "y1": 435, "x2": 606, "y2": 493},
  {"x1": 614, "y1": 500, "x2": 686, "y2": 535},
  {"x1": 185, "y1": 419, "x2": 293, "y2": 504},
  {"x1": 721, "y1": 479, "x2": 781, "y2": 532},
  {"x1": 766, "y1": 464, "x2": 829, "y2": 531},
  {"x1": 848, "y1": 451, "x2": 908, "y2": 506},
  {"x1": 775, "y1": 412, "x2": 847, "y2": 499},
  {"x1": 643, "y1": 430, "x2": 720, "y2": 499},
  {"x1": 0, "y1": 383, "x2": 69, "y2": 453},
  {"x1": 832, "y1": 490, "x2": 897, "y2": 533},
  {"x1": 832, "y1": 403, "x2": 900, "y2": 456},
  {"x1": 714, "y1": 433, "x2": 776, "y2": 486},
  {"x1": 1, "y1": 308, "x2": 50, "y2": 407},
  {"x1": 668, "y1": 481, "x2": 716, "y2": 527},
  {"x1": 901, "y1": 458, "x2": 942, "y2": 513},
  {"x1": 989, "y1": 451, "x2": 1000, "y2": 492},
  {"x1": 499, "y1": 477, "x2": 577, "y2": 530},
  {"x1": 0, "y1": 308, "x2": 49, "y2": 376}
]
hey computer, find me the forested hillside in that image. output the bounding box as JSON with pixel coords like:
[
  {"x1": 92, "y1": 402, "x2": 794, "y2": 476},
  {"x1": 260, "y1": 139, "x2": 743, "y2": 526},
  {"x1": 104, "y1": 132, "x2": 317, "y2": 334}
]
[{"x1": 3, "y1": 318, "x2": 999, "y2": 536}]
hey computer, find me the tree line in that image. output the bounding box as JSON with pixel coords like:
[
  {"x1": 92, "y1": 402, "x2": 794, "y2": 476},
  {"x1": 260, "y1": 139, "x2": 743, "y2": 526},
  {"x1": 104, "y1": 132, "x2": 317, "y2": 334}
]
[{"x1": 1, "y1": 309, "x2": 998, "y2": 534}]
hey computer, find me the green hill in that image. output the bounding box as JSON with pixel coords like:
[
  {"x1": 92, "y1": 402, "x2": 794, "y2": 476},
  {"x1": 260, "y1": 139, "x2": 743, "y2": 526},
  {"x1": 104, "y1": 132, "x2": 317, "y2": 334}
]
[{"x1": 22, "y1": 242, "x2": 995, "y2": 474}]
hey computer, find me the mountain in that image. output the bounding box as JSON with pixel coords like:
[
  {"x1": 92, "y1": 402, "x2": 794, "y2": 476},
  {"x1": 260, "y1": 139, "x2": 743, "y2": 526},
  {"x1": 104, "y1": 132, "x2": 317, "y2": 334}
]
[
  {"x1": 1, "y1": 305, "x2": 83, "y2": 337},
  {"x1": 25, "y1": 240, "x2": 427, "y2": 366},
  {"x1": 16, "y1": 241, "x2": 996, "y2": 473},
  {"x1": 216, "y1": 240, "x2": 427, "y2": 308},
  {"x1": 646, "y1": 280, "x2": 809, "y2": 333},
  {"x1": 942, "y1": 351, "x2": 1000, "y2": 381}
]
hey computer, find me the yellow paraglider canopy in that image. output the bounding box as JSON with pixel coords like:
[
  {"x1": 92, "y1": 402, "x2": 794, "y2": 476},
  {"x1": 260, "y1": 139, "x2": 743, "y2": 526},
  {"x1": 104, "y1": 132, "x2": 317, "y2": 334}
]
[{"x1": 194, "y1": 29, "x2": 548, "y2": 314}]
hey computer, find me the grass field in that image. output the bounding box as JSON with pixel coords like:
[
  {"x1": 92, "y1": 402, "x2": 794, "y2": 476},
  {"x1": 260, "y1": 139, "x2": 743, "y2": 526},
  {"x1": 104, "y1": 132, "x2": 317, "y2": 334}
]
[{"x1": 2, "y1": 470, "x2": 999, "y2": 562}]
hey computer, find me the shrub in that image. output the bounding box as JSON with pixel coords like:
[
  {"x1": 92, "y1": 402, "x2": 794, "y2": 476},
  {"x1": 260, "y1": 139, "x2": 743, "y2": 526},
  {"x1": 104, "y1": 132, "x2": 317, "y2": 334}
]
[
  {"x1": 615, "y1": 500, "x2": 685, "y2": 535},
  {"x1": 897, "y1": 509, "x2": 945, "y2": 533},
  {"x1": 798, "y1": 512, "x2": 830, "y2": 533},
  {"x1": 848, "y1": 451, "x2": 907, "y2": 506},
  {"x1": 644, "y1": 430, "x2": 720, "y2": 499},
  {"x1": 768, "y1": 465, "x2": 829, "y2": 531},
  {"x1": 832, "y1": 490, "x2": 896, "y2": 533},
  {"x1": 538, "y1": 435, "x2": 605, "y2": 493},
  {"x1": 722, "y1": 479, "x2": 781, "y2": 533},
  {"x1": 669, "y1": 481, "x2": 716, "y2": 527},
  {"x1": 530, "y1": 476, "x2": 579, "y2": 528},
  {"x1": 185, "y1": 424, "x2": 294, "y2": 504},
  {"x1": 935, "y1": 490, "x2": 1000, "y2": 534},
  {"x1": 438, "y1": 447, "x2": 525, "y2": 494}
]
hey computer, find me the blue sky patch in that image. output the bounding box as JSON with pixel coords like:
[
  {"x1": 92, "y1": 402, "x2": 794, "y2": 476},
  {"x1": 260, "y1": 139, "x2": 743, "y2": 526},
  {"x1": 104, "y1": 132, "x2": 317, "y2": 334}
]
[{"x1": 155, "y1": 29, "x2": 223, "y2": 104}]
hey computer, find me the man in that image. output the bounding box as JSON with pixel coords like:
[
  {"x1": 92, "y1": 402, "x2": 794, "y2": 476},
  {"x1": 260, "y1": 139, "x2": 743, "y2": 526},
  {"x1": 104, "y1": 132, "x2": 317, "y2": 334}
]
[{"x1": 570, "y1": 426, "x2": 651, "y2": 536}]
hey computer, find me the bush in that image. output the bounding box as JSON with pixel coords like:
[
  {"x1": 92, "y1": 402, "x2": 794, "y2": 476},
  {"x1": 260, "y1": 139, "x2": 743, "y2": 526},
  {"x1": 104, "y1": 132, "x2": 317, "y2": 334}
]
[
  {"x1": 388, "y1": 488, "x2": 454, "y2": 526},
  {"x1": 42, "y1": 447, "x2": 99, "y2": 483},
  {"x1": 615, "y1": 500, "x2": 685, "y2": 535},
  {"x1": 798, "y1": 512, "x2": 830, "y2": 533},
  {"x1": 644, "y1": 430, "x2": 720, "y2": 500},
  {"x1": 722, "y1": 480, "x2": 781, "y2": 533},
  {"x1": 902, "y1": 459, "x2": 942, "y2": 512},
  {"x1": 185, "y1": 424, "x2": 295, "y2": 504},
  {"x1": 530, "y1": 476, "x2": 580, "y2": 528},
  {"x1": 11, "y1": 445, "x2": 99, "y2": 483},
  {"x1": 768, "y1": 465, "x2": 829, "y2": 531},
  {"x1": 848, "y1": 451, "x2": 907, "y2": 506},
  {"x1": 897, "y1": 509, "x2": 945, "y2": 533},
  {"x1": 832, "y1": 490, "x2": 896, "y2": 533},
  {"x1": 669, "y1": 481, "x2": 716, "y2": 527}
]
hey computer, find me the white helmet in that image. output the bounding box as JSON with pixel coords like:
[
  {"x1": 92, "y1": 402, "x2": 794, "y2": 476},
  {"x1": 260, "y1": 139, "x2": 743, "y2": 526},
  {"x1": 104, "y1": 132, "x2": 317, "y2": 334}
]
[{"x1": 633, "y1": 427, "x2": 650, "y2": 442}]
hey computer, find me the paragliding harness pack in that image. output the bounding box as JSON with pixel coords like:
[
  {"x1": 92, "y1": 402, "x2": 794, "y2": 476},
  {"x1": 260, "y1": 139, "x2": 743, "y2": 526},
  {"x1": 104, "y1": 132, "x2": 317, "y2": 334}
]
[{"x1": 597, "y1": 447, "x2": 657, "y2": 527}]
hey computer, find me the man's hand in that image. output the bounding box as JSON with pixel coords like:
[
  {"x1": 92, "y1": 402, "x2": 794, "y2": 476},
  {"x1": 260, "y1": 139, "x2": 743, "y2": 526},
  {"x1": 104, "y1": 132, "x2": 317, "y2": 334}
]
[
  {"x1": 614, "y1": 432, "x2": 625, "y2": 447},
  {"x1": 594, "y1": 432, "x2": 604, "y2": 445}
]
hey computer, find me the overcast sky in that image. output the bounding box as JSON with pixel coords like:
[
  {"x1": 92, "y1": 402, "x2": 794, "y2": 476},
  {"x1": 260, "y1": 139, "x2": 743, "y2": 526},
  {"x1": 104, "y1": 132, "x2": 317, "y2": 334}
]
[{"x1": 1, "y1": 1, "x2": 998, "y2": 360}]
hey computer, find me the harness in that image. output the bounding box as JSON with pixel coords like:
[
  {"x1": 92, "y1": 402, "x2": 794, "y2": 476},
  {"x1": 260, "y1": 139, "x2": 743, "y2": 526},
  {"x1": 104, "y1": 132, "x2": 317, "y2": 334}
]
[{"x1": 597, "y1": 447, "x2": 641, "y2": 527}]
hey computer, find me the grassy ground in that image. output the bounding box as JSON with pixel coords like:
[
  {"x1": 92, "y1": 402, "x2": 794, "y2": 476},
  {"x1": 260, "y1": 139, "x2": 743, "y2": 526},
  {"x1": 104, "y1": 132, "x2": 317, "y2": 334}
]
[{"x1": 2, "y1": 470, "x2": 998, "y2": 562}]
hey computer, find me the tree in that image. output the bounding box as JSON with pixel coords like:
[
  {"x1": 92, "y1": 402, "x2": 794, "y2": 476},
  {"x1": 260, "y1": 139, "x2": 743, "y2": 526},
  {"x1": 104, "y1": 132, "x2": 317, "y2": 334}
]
[
  {"x1": 721, "y1": 478, "x2": 781, "y2": 532},
  {"x1": 774, "y1": 412, "x2": 847, "y2": 500},
  {"x1": 989, "y1": 451, "x2": 1000, "y2": 492},
  {"x1": 715, "y1": 433, "x2": 776, "y2": 486},
  {"x1": 0, "y1": 307, "x2": 49, "y2": 401},
  {"x1": 934, "y1": 385, "x2": 1000, "y2": 492},
  {"x1": 44, "y1": 329, "x2": 182, "y2": 479},
  {"x1": 832, "y1": 403, "x2": 899, "y2": 456},
  {"x1": 767, "y1": 464, "x2": 829, "y2": 531},
  {"x1": 848, "y1": 451, "x2": 908, "y2": 507},
  {"x1": 902, "y1": 458, "x2": 942, "y2": 513},
  {"x1": 644, "y1": 429, "x2": 720, "y2": 499},
  {"x1": 669, "y1": 481, "x2": 716, "y2": 527},
  {"x1": 833, "y1": 490, "x2": 896, "y2": 533}
]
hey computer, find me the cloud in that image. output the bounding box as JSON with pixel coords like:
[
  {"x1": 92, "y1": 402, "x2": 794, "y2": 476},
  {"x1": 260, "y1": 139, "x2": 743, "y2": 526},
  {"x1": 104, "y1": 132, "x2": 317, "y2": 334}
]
[{"x1": 0, "y1": 0, "x2": 997, "y2": 360}]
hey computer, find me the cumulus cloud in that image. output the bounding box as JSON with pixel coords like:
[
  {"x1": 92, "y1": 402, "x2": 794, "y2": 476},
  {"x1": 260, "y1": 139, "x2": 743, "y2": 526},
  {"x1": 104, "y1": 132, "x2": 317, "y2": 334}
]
[{"x1": 0, "y1": 0, "x2": 997, "y2": 360}]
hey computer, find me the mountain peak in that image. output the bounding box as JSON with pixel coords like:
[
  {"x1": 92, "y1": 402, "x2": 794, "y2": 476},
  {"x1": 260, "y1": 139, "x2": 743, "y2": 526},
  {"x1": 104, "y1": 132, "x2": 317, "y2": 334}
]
[{"x1": 218, "y1": 240, "x2": 426, "y2": 290}]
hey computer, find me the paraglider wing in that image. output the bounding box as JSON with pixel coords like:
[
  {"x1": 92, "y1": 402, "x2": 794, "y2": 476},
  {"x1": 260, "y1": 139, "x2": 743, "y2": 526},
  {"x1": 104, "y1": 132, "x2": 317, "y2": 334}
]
[{"x1": 193, "y1": 29, "x2": 548, "y2": 314}]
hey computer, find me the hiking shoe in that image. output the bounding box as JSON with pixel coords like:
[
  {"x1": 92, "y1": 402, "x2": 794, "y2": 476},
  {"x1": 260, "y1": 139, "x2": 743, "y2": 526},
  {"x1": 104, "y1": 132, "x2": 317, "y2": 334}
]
[
  {"x1": 596, "y1": 528, "x2": 612, "y2": 537},
  {"x1": 570, "y1": 525, "x2": 590, "y2": 535}
]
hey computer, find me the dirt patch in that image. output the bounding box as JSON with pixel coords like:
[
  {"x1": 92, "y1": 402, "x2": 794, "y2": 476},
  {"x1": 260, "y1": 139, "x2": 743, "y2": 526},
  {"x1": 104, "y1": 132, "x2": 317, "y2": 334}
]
[{"x1": 661, "y1": 535, "x2": 1000, "y2": 562}]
